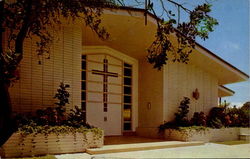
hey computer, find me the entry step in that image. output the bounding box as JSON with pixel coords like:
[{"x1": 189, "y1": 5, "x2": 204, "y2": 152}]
[
  {"x1": 240, "y1": 134, "x2": 250, "y2": 141},
  {"x1": 86, "y1": 141, "x2": 204, "y2": 154}
]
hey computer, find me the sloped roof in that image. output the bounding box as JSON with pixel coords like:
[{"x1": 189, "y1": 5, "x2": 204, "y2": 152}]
[{"x1": 83, "y1": 7, "x2": 249, "y2": 84}]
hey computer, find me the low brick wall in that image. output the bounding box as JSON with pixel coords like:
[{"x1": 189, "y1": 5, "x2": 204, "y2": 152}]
[
  {"x1": 0, "y1": 131, "x2": 103, "y2": 158},
  {"x1": 164, "y1": 128, "x2": 241, "y2": 142}
]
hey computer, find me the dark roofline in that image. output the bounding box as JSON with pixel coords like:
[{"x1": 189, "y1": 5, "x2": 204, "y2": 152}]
[
  {"x1": 219, "y1": 85, "x2": 235, "y2": 94},
  {"x1": 106, "y1": 6, "x2": 249, "y2": 79}
]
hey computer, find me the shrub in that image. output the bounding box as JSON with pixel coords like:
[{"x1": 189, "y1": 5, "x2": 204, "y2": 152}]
[
  {"x1": 207, "y1": 107, "x2": 226, "y2": 128},
  {"x1": 158, "y1": 97, "x2": 191, "y2": 132},
  {"x1": 14, "y1": 83, "x2": 94, "y2": 133},
  {"x1": 227, "y1": 106, "x2": 249, "y2": 127},
  {"x1": 174, "y1": 97, "x2": 190, "y2": 126},
  {"x1": 66, "y1": 106, "x2": 92, "y2": 128},
  {"x1": 190, "y1": 112, "x2": 207, "y2": 126},
  {"x1": 209, "y1": 117, "x2": 224, "y2": 129}
]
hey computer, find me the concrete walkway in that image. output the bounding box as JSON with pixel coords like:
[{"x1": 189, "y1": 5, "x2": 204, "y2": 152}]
[
  {"x1": 55, "y1": 143, "x2": 250, "y2": 158},
  {"x1": 104, "y1": 136, "x2": 165, "y2": 145}
]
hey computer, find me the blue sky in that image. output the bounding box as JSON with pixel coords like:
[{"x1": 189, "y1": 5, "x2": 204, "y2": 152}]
[
  {"x1": 182, "y1": 0, "x2": 250, "y2": 107},
  {"x1": 195, "y1": 0, "x2": 249, "y2": 107},
  {"x1": 179, "y1": 0, "x2": 250, "y2": 107},
  {"x1": 127, "y1": 0, "x2": 249, "y2": 106}
]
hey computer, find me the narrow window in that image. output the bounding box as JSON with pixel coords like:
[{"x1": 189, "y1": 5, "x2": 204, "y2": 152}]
[
  {"x1": 123, "y1": 63, "x2": 132, "y2": 131},
  {"x1": 81, "y1": 55, "x2": 87, "y2": 121}
]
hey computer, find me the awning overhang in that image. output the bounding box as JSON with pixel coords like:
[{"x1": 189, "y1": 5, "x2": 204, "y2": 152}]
[
  {"x1": 218, "y1": 85, "x2": 235, "y2": 97},
  {"x1": 82, "y1": 7, "x2": 249, "y2": 85}
]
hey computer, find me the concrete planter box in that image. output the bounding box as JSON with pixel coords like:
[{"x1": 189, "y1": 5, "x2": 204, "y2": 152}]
[
  {"x1": 164, "y1": 127, "x2": 242, "y2": 142},
  {"x1": 0, "y1": 131, "x2": 103, "y2": 158}
]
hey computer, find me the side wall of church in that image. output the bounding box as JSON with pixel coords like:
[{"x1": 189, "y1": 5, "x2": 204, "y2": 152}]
[
  {"x1": 163, "y1": 61, "x2": 218, "y2": 122},
  {"x1": 7, "y1": 25, "x2": 82, "y2": 113},
  {"x1": 138, "y1": 59, "x2": 164, "y2": 128}
]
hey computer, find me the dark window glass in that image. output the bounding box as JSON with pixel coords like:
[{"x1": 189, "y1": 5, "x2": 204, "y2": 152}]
[
  {"x1": 82, "y1": 55, "x2": 86, "y2": 60},
  {"x1": 82, "y1": 61, "x2": 86, "y2": 70},
  {"x1": 82, "y1": 71, "x2": 86, "y2": 80},
  {"x1": 81, "y1": 102, "x2": 86, "y2": 110},
  {"x1": 124, "y1": 123, "x2": 131, "y2": 130},
  {"x1": 82, "y1": 91, "x2": 86, "y2": 100},
  {"x1": 81, "y1": 81, "x2": 86, "y2": 90},
  {"x1": 104, "y1": 107, "x2": 108, "y2": 112},
  {"x1": 124, "y1": 63, "x2": 132, "y2": 68},
  {"x1": 124, "y1": 104, "x2": 131, "y2": 109},
  {"x1": 124, "y1": 77, "x2": 131, "y2": 85},
  {"x1": 124, "y1": 95, "x2": 131, "y2": 103},
  {"x1": 124, "y1": 86, "x2": 131, "y2": 94},
  {"x1": 124, "y1": 68, "x2": 132, "y2": 76}
]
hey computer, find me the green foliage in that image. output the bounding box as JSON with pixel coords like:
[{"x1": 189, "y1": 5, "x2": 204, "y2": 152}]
[
  {"x1": 159, "y1": 102, "x2": 249, "y2": 133},
  {"x1": 190, "y1": 112, "x2": 207, "y2": 126},
  {"x1": 206, "y1": 105, "x2": 249, "y2": 128},
  {"x1": 1, "y1": 0, "x2": 116, "y2": 83},
  {"x1": 158, "y1": 121, "x2": 178, "y2": 132},
  {"x1": 66, "y1": 106, "x2": 92, "y2": 128},
  {"x1": 14, "y1": 83, "x2": 93, "y2": 134},
  {"x1": 227, "y1": 105, "x2": 250, "y2": 127},
  {"x1": 54, "y1": 82, "x2": 70, "y2": 107},
  {"x1": 147, "y1": 2, "x2": 218, "y2": 69},
  {"x1": 158, "y1": 97, "x2": 191, "y2": 132},
  {"x1": 177, "y1": 126, "x2": 209, "y2": 133},
  {"x1": 35, "y1": 107, "x2": 67, "y2": 126},
  {"x1": 174, "y1": 97, "x2": 190, "y2": 126},
  {"x1": 18, "y1": 124, "x2": 89, "y2": 136},
  {"x1": 209, "y1": 117, "x2": 224, "y2": 129},
  {"x1": 53, "y1": 82, "x2": 70, "y2": 122},
  {"x1": 242, "y1": 101, "x2": 250, "y2": 111},
  {"x1": 25, "y1": 82, "x2": 70, "y2": 126},
  {"x1": 207, "y1": 107, "x2": 225, "y2": 128}
]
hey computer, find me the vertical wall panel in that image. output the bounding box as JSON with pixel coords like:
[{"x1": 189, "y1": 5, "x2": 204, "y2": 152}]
[
  {"x1": 9, "y1": 25, "x2": 82, "y2": 113},
  {"x1": 164, "y1": 62, "x2": 218, "y2": 121}
]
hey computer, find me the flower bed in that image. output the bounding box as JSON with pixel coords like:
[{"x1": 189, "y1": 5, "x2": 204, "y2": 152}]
[
  {"x1": 164, "y1": 127, "x2": 243, "y2": 142},
  {"x1": 0, "y1": 129, "x2": 103, "y2": 158}
]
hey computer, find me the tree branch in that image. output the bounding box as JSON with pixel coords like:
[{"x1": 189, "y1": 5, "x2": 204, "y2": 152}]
[
  {"x1": 15, "y1": 0, "x2": 33, "y2": 64},
  {"x1": 166, "y1": 0, "x2": 191, "y2": 13}
]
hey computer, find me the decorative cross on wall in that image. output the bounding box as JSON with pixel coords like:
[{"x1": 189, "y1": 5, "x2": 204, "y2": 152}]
[{"x1": 92, "y1": 59, "x2": 118, "y2": 112}]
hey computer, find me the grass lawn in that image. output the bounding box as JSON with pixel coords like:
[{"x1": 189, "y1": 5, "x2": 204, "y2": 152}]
[{"x1": 214, "y1": 140, "x2": 250, "y2": 145}]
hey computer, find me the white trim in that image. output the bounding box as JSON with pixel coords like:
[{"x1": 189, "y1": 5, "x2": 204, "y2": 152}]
[{"x1": 218, "y1": 85, "x2": 234, "y2": 97}]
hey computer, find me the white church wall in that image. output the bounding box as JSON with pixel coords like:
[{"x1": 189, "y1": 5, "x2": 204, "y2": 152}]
[
  {"x1": 138, "y1": 58, "x2": 164, "y2": 128},
  {"x1": 163, "y1": 61, "x2": 218, "y2": 122},
  {"x1": 8, "y1": 25, "x2": 82, "y2": 113}
]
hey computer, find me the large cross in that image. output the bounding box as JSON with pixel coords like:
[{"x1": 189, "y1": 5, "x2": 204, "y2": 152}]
[{"x1": 92, "y1": 59, "x2": 118, "y2": 112}]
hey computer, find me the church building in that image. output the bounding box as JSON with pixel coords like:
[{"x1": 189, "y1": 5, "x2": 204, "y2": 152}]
[{"x1": 7, "y1": 7, "x2": 249, "y2": 137}]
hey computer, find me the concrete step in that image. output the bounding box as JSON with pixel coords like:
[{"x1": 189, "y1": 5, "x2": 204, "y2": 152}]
[
  {"x1": 240, "y1": 134, "x2": 250, "y2": 141},
  {"x1": 86, "y1": 141, "x2": 204, "y2": 155}
]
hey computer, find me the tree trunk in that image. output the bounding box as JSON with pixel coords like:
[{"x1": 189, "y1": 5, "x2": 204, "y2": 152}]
[{"x1": 0, "y1": 82, "x2": 16, "y2": 147}]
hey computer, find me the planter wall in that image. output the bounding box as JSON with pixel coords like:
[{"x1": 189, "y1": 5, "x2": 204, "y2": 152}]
[
  {"x1": 164, "y1": 127, "x2": 240, "y2": 142},
  {"x1": 0, "y1": 131, "x2": 103, "y2": 158}
]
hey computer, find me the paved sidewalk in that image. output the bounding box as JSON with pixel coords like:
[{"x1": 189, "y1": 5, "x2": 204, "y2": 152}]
[{"x1": 56, "y1": 143, "x2": 250, "y2": 158}]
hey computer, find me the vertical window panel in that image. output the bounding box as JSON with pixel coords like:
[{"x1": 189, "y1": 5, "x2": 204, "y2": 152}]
[
  {"x1": 81, "y1": 55, "x2": 87, "y2": 121},
  {"x1": 123, "y1": 63, "x2": 132, "y2": 131}
]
